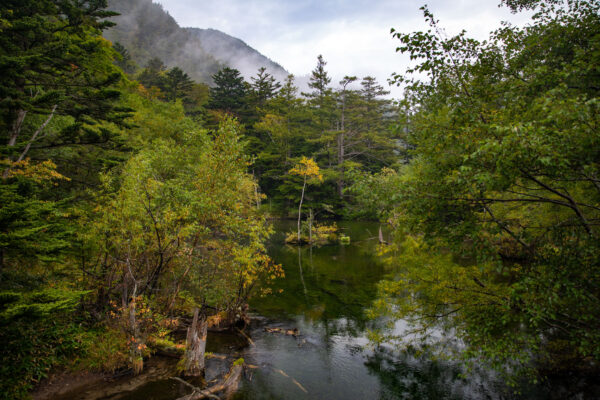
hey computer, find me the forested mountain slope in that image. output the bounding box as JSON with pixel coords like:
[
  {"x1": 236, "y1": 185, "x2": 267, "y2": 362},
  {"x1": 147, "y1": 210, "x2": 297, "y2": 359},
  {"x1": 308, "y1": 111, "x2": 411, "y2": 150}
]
[
  {"x1": 105, "y1": 0, "x2": 287, "y2": 83},
  {"x1": 186, "y1": 27, "x2": 287, "y2": 80}
]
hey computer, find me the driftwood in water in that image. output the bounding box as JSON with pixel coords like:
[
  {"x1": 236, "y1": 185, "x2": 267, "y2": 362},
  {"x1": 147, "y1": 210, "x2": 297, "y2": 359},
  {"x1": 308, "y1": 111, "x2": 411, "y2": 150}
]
[
  {"x1": 184, "y1": 308, "x2": 208, "y2": 376},
  {"x1": 264, "y1": 327, "x2": 299, "y2": 336},
  {"x1": 172, "y1": 362, "x2": 244, "y2": 400},
  {"x1": 273, "y1": 368, "x2": 308, "y2": 394},
  {"x1": 378, "y1": 225, "x2": 388, "y2": 245},
  {"x1": 236, "y1": 327, "x2": 255, "y2": 346}
]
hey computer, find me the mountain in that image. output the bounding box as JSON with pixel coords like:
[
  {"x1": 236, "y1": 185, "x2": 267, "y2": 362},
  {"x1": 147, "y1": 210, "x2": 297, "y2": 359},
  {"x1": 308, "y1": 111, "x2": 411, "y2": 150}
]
[
  {"x1": 186, "y1": 28, "x2": 287, "y2": 81},
  {"x1": 104, "y1": 0, "x2": 288, "y2": 84}
]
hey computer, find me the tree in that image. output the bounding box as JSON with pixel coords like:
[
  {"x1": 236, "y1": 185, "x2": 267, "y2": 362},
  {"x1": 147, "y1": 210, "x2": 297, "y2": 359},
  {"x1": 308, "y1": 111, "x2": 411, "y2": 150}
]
[
  {"x1": 249, "y1": 67, "x2": 281, "y2": 108},
  {"x1": 137, "y1": 57, "x2": 167, "y2": 96},
  {"x1": 207, "y1": 67, "x2": 247, "y2": 114},
  {"x1": 163, "y1": 67, "x2": 194, "y2": 102},
  {"x1": 0, "y1": 160, "x2": 70, "y2": 280},
  {"x1": 113, "y1": 42, "x2": 137, "y2": 74},
  {"x1": 289, "y1": 157, "x2": 323, "y2": 242},
  {"x1": 304, "y1": 55, "x2": 336, "y2": 165},
  {"x1": 328, "y1": 75, "x2": 397, "y2": 203},
  {"x1": 369, "y1": 0, "x2": 600, "y2": 378},
  {"x1": 85, "y1": 117, "x2": 281, "y2": 372},
  {"x1": 0, "y1": 0, "x2": 131, "y2": 282},
  {"x1": 252, "y1": 75, "x2": 313, "y2": 209},
  {"x1": 0, "y1": 0, "x2": 128, "y2": 165},
  {"x1": 335, "y1": 76, "x2": 357, "y2": 197},
  {"x1": 306, "y1": 55, "x2": 332, "y2": 103}
]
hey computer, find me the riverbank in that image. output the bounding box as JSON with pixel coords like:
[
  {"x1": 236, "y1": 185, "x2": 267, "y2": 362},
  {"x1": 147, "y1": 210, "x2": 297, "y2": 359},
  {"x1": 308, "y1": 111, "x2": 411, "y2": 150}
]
[{"x1": 33, "y1": 357, "x2": 178, "y2": 400}]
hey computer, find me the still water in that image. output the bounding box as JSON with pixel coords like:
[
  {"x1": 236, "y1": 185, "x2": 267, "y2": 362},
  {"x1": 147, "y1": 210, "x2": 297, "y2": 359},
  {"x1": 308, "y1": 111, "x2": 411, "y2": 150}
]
[
  {"x1": 65, "y1": 221, "x2": 594, "y2": 400},
  {"x1": 235, "y1": 221, "x2": 519, "y2": 400}
]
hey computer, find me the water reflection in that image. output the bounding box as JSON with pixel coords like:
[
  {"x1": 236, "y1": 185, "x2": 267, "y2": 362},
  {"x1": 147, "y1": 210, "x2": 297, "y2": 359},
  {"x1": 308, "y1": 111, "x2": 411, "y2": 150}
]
[{"x1": 88, "y1": 221, "x2": 594, "y2": 400}]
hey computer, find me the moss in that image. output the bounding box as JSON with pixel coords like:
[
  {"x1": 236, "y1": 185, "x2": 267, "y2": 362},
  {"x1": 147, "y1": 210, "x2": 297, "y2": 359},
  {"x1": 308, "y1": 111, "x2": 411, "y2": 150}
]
[{"x1": 233, "y1": 357, "x2": 245, "y2": 366}]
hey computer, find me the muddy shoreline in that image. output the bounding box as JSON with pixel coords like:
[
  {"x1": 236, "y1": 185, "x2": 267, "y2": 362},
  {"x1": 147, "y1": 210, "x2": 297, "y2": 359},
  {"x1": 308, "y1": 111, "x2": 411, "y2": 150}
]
[{"x1": 33, "y1": 357, "x2": 179, "y2": 400}]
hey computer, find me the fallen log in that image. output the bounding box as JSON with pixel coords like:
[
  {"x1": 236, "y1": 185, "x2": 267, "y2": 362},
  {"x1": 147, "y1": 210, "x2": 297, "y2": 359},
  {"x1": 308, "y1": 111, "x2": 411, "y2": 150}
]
[{"x1": 173, "y1": 361, "x2": 244, "y2": 400}]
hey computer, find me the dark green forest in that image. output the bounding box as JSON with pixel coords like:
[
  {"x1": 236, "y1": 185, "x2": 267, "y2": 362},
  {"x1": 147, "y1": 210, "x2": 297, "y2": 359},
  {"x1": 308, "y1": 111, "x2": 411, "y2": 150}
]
[{"x1": 1, "y1": 0, "x2": 599, "y2": 398}]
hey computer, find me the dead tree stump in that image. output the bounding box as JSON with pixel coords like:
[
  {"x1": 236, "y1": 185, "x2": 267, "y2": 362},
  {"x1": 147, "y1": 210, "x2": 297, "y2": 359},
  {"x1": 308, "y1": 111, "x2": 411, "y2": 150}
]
[{"x1": 184, "y1": 307, "x2": 208, "y2": 377}]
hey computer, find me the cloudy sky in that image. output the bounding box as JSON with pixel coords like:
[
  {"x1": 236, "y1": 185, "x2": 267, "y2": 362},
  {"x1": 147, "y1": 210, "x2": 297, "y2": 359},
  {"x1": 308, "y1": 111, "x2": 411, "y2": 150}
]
[{"x1": 157, "y1": 0, "x2": 532, "y2": 97}]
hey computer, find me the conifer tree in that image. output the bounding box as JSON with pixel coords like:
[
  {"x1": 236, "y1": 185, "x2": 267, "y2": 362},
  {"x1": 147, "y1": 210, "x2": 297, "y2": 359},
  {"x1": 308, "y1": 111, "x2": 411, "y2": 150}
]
[
  {"x1": 249, "y1": 67, "x2": 281, "y2": 108},
  {"x1": 0, "y1": 0, "x2": 128, "y2": 164},
  {"x1": 137, "y1": 58, "x2": 168, "y2": 94},
  {"x1": 164, "y1": 67, "x2": 194, "y2": 102},
  {"x1": 207, "y1": 67, "x2": 247, "y2": 114},
  {"x1": 113, "y1": 42, "x2": 137, "y2": 74}
]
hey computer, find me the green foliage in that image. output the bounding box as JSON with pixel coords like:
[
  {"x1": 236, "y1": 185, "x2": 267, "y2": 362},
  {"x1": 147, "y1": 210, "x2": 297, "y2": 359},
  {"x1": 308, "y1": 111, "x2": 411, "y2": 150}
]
[
  {"x1": 113, "y1": 42, "x2": 137, "y2": 75},
  {"x1": 369, "y1": 0, "x2": 600, "y2": 379},
  {"x1": 249, "y1": 67, "x2": 282, "y2": 107},
  {"x1": 0, "y1": 288, "x2": 93, "y2": 399},
  {"x1": 0, "y1": 0, "x2": 129, "y2": 162},
  {"x1": 346, "y1": 168, "x2": 402, "y2": 220},
  {"x1": 0, "y1": 161, "x2": 72, "y2": 277},
  {"x1": 208, "y1": 67, "x2": 247, "y2": 114},
  {"x1": 0, "y1": 288, "x2": 89, "y2": 324},
  {"x1": 85, "y1": 115, "x2": 279, "y2": 315}
]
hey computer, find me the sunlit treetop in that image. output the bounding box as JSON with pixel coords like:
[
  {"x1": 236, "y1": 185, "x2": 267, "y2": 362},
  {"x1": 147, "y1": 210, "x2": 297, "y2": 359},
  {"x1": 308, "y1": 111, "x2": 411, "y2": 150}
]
[{"x1": 289, "y1": 157, "x2": 323, "y2": 182}]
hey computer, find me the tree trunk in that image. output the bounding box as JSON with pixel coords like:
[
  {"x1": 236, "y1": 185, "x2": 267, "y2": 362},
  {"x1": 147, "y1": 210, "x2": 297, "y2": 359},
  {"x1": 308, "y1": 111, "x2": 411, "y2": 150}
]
[
  {"x1": 337, "y1": 131, "x2": 344, "y2": 198},
  {"x1": 308, "y1": 208, "x2": 313, "y2": 244},
  {"x1": 8, "y1": 109, "x2": 27, "y2": 147},
  {"x1": 185, "y1": 307, "x2": 208, "y2": 377},
  {"x1": 16, "y1": 105, "x2": 57, "y2": 162},
  {"x1": 128, "y1": 280, "x2": 143, "y2": 375},
  {"x1": 297, "y1": 176, "x2": 307, "y2": 243}
]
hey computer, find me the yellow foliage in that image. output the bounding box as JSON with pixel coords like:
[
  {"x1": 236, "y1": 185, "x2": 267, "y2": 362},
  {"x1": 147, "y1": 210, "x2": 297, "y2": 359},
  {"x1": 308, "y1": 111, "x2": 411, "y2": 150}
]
[
  {"x1": 1, "y1": 158, "x2": 69, "y2": 184},
  {"x1": 289, "y1": 157, "x2": 323, "y2": 182}
]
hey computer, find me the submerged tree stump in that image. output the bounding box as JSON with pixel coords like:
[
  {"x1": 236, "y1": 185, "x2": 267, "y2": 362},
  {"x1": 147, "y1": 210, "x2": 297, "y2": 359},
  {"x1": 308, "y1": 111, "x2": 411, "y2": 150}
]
[
  {"x1": 173, "y1": 361, "x2": 244, "y2": 400},
  {"x1": 184, "y1": 307, "x2": 208, "y2": 377}
]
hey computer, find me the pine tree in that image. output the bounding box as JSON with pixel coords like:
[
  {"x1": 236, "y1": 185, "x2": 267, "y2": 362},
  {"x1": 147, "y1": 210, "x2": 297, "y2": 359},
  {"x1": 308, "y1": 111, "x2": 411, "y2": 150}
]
[{"x1": 303, "y1": 55, "x2": 337, "y2": 171}]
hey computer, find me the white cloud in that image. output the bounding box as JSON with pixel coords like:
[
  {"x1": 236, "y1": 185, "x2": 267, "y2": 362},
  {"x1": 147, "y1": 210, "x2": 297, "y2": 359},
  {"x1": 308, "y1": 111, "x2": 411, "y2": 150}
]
[{"x1": 158, "y1": 0, "x2": 533, "y2": 98}]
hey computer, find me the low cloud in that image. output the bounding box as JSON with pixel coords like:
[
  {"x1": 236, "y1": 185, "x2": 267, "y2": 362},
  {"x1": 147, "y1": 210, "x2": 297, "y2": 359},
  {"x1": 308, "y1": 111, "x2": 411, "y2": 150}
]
[{"x1": 158, "y1": 0, "x2": 532, "y2": 98}]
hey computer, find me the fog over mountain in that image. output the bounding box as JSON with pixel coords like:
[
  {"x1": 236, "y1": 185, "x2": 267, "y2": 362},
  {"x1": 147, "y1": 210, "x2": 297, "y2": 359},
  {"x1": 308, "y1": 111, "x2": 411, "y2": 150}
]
[
  {"x1": 105, "y1": 0, "x2": 288, "y2": 84},
  {"x1": 185, "y1": 28, "x2": 288, "y2": 81}
]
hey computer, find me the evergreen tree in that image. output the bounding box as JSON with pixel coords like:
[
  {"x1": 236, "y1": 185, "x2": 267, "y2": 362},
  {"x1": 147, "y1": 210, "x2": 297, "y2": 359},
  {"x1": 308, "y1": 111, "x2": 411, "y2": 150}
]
[
  {"x1": 113, "y1": 42, "x2": 137, "y2": 75},
  {"x1": 164, "y1": 67, "x2": 194, "y2": 102},
  {"x1": 207, "y1": 67, "x2": 247, "y2": 114},
  {"x1": 137, "y1": 57, "x2": 168, "y2": 95},
  {"x1": 303, "y1": 55, "x2": 337, "y2": 196},
  {"x1": 254, "y1": 75, "x2": 313, "y2": 211},
  {"x1": 249, "y1": 67, "x2": 281, "y2": 108},
  {"x1": 305, "y1": 55, "x2": 332, "y2": 102},
  {"x1": 0, "y1": 0, "x2": 128, "y2": 164}
]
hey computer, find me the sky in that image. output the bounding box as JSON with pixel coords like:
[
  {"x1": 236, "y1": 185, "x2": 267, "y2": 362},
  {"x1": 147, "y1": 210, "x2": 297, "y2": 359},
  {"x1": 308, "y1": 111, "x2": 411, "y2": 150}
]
[{"x1": 156, "y1": 0, "x2": 533, "y2": 98}]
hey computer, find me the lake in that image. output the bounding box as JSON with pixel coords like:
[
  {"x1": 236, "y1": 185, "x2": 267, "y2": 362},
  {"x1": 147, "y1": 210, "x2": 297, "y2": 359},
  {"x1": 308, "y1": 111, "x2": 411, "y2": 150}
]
[{"x1": 56, "y1": 221, "x2": 595, "y2": 400}]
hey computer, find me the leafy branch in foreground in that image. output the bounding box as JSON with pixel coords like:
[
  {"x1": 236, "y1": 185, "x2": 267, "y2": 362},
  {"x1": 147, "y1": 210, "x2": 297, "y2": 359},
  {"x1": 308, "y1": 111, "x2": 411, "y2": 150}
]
[{"x1": 367, "y1": 0, "x2": 600, "y2": 380}]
